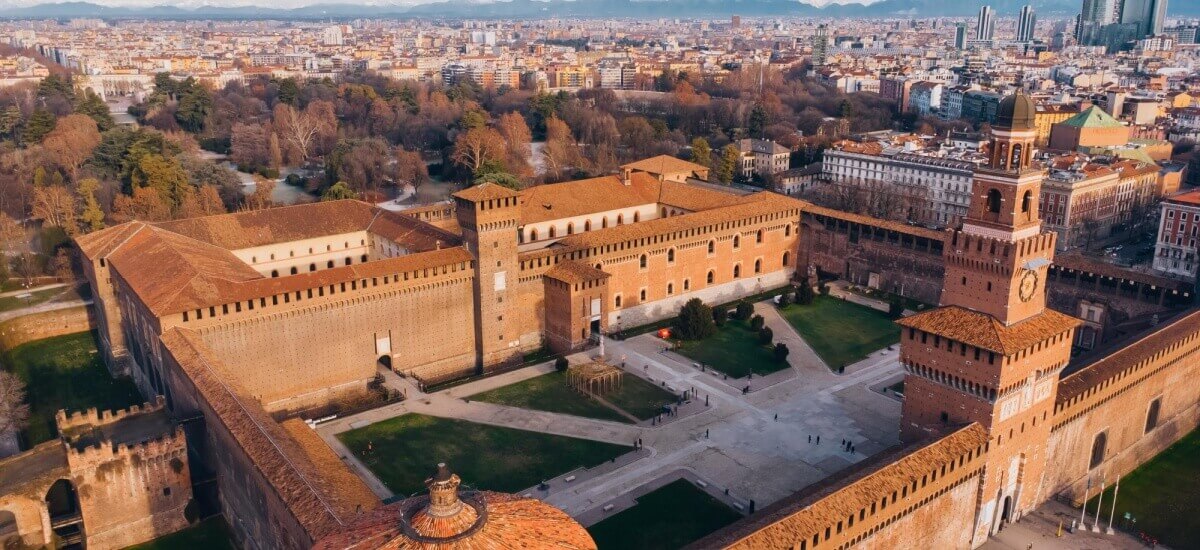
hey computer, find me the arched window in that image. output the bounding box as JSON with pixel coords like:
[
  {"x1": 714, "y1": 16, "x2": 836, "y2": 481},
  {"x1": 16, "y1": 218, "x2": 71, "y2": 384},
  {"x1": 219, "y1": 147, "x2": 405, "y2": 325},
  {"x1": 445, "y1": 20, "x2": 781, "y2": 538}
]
[
  {"x1": 530, "y1": 228, "x2": 538, "y2": 241},
  {"x1": 271, "y1": 270, "x2": 279, "y2": 278},
  {"x1": 633, "y1": 212, "x2": 640, "y2": 222},
  {"x1": 708, "y1": 240, "x2": 715, "y2": 254},
  {"x1": 684, "y1": 279, "x2": 690, "y2": 290},
  {"x1": 667, "y1": 283, "x2": 674, "y2": 295},
  {"x1": 290, "y1": 267, "x2": 298, "y2": 275},
  {"x1": 566, "y1": 223, "x2": 574, "y2": 235},
  {"x1": 617, "y1": 214, "x2": 624, "y2": 225},
  {"x1": 602, "y1": 217, "x2": 608, "y2": 228},
  {"x1": 1011, "y1": 143, "x2": 1023, "y2": 168},
  {"x1": 1089, "y1": 431, "x2": 1107, "y2": 469},
  {"x1": 754, "y1": 259, "x2": 762, "y2": 274},
  {"x1": 667, "y1": 249, "x2": 675, "y2": 263},
  {"x1": 756, "y1": 229, "x2": 764, "y2": 243},
  {"x1": 309, "y1": 263, "x2": 317, "y2": 272},
  {"x1": 615, "y1": 295, "x2": 622, "y2": 308},
  {"x1": 785, "y1": 224, "x2": 791, "y2": 237},
  {"x1": 1021, "y1": 190, "x2": 1032, "y2": 214},
  {"x1": 345, "y1": 258, "x2": 352, "y2": 265},
  {"x1": 987, "y1": 189, "x2": 1002, "y2": 214},
  {"x1": 733, "y1": 235, "x2": 740, "y2": 248},
  {"x1": 733, "y1": 264, "x2": 741, "y2": 278},
  {"x1": 782, "y1": 252, "x2": 790, "y2": 266},
  {"x1": 707, "y1": 270, "x2": 715, "y2": 284},
  {"x1": 328, "y1": 261, "x2": 335, "y2": 268},
  {"x1": 549, "y1": 226, "x2": 556, "y2": 238},
  {"x1": 584, "y1": 220, "x2": 591, "y2": 231},
  {"x1": 639, "y1": 255, "x2": 648, "y2": 269},
  {"x1": 1145, "y1": 398, "x2": 1161, "y2": 433}
]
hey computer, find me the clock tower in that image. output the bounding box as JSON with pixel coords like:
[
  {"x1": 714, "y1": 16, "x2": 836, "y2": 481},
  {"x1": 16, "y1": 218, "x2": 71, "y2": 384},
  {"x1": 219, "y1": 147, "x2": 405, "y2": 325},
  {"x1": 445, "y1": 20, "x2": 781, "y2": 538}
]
[{"x1": 897, "y1": 92, "x2": 1080, "y2": 545}]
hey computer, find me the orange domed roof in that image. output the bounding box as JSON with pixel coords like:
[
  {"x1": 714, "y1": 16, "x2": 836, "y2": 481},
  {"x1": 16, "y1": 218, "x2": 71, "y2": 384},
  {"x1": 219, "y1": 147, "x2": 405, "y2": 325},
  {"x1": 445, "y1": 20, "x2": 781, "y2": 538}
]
[{"x1": 313, "y1": 464, "x2": 596, "y2": 550}]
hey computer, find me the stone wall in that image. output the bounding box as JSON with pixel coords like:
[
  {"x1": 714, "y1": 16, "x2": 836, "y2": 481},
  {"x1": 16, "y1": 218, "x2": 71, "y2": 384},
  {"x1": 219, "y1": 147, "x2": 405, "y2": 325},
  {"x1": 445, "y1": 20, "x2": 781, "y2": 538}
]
[
  {"x1": 0, "y1": 306, "x2": 94, "y2": 352},
  {"x1": 1041, "y1": 311, "x2": 1200, "y2": 503}
]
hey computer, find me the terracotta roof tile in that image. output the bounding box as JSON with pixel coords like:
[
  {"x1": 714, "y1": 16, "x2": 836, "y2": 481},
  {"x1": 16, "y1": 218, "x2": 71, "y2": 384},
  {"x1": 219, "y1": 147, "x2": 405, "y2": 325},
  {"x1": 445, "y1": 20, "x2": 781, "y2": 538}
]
[
  {"x1": 452, "y1": 182, "x2": 520, "y2": 203},
  {"x1": 544, "y1": 260, "x2": 610, "y2": 284},
  {"x1": 517, "y1": 172, "x2": 660, "y2": 225},
  {"x1": 897, "y1": 306, "x2": 1081, "y2": 355},
  {"x1": 620, "y1": 155, "x2": 710, "y2": 177},
  {"x1": 153, "y1": 200, "x2": 378, "y2": 250}
]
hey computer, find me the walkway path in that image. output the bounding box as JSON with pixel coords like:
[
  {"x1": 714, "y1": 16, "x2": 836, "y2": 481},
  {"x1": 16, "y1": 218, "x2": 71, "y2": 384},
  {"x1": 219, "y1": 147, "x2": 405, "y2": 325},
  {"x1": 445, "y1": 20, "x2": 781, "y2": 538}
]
[{"x1": 316, "y1": 298, "x2": 905, "y2": 522}]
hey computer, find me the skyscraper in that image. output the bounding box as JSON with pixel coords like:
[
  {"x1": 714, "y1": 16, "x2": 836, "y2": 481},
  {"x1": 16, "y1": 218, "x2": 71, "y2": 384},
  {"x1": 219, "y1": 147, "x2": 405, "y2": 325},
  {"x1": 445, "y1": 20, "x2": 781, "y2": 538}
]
[
  {"x1": 1077, "y1": 0, "x2": 1117, "y2": 42},
  {"x1": 955, "y1": 22, "x2": 969, "y2": 49},
  {"x1": 1017, "y1": 5, "x2": 1037, "y2": 42},
  {"x1": 1120, "y1": 0, "x2": 1168, "y2": 37},
  {"x1": 976, "y1": 6, "x2": 996, "y2": 41},
  {"x1": 812, "y1": 24, "x2": 829, "y2": 67}
]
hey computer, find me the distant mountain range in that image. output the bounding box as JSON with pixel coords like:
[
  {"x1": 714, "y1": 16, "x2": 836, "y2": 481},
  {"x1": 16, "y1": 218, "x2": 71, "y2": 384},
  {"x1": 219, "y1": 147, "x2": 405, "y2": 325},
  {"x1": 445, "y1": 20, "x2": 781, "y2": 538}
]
[{"x1": 0, "y1": 0, "x2": 1196, "y2": 20}]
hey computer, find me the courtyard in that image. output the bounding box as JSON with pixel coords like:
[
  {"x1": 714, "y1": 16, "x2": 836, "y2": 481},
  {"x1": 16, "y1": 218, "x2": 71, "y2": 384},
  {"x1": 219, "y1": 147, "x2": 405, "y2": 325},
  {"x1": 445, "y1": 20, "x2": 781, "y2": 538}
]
[
  {"x1": 467, "y1": 369, "x2": 678, "y2": 423},
  {"x1": 1083, "y1": 427, "x2": 1200, "y2": 548},
  {"x1": 778, "y1": 295, "x2": 901, "y2": 370},
  {"x1": 674, "y1": 319, "x2": 791, "y2": 378},
  {"x1": 3, "y1": 331, "x2": 142, "y2": 446},
  {"x1": 336, "y1": 413, "x2": 631, "y2": 495},
  {"x1": 586, "y1": 479, "x2": 742, "y2": 549}
]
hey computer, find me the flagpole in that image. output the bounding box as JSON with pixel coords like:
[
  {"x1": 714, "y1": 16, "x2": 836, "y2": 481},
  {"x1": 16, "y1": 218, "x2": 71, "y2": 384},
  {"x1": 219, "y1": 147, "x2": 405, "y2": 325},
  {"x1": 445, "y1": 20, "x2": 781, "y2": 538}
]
[
  {"x1": 1080, "y1": 475, "x2": 1089, "y2": 530},
  {"x1": 1092, "y1": 479, "x2": 1105, "y2": 532},
  {"x1": 1078, "y1": 477, "x2": 1089, "y2": 531},
  {"x1": 1107, "y1": 474, "x2": 1120, "y2": 535}
]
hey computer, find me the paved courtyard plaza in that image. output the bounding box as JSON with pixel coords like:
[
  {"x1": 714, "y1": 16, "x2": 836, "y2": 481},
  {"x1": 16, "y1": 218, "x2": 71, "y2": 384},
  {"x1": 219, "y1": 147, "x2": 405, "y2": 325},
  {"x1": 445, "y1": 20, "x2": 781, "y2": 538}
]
[{"x1": 318, "y1": 297, "x2": 907, "y2": 533}]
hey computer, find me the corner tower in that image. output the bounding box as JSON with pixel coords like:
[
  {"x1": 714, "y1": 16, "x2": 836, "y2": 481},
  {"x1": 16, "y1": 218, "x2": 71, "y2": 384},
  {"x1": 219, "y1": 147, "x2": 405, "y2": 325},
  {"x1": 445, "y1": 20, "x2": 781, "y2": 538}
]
[
  {"x1": 453, "y1": 183, "x2": 522, "y2": 371},
  {"x1": 897, "y1": 92, "x2": 1081, "y2": 545}
]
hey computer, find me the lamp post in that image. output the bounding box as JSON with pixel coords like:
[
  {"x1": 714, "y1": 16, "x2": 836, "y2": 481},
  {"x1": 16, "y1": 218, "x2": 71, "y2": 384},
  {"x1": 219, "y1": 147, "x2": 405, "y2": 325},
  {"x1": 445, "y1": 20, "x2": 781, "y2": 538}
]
[
  {"x1": 1092, "y1": 479, "x2": 1105, "y2": 532},
  {"x1": 1106, "y1": 474, "x2": 1120, "y2": 535}
]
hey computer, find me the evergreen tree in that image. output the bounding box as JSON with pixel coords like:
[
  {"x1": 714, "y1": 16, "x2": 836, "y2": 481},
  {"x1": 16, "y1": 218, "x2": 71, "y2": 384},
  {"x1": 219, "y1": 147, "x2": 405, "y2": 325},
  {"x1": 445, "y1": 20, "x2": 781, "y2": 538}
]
[
  {"x1": 712, "y1": 307, "x2": 728, "y2": 327},
  {"x1": 689, "y1": 137, "x2": 712, "y2": 168},
  {"x1": 758, "y1": 327, "x2": 774, "y2": 346},
  {"x1": 773, "y1": 343, "x2": 790, "y2": 363},
  {"x1": 748, "y1": 103, "x2": 768, "y2": 138},
  {"x1": 676, "y1": 298, "x2": 717, "y2": 341},
  {"x1": 23, "y1": 110, "x2": 57, "y2": 144},
  {"x1": 555, "y1": 357, "x2": 569, "y2": 372},
  {"x1": 277, "y1": 78, "x2": 300, "y2": 105},
  {"x1": 77, "y1": 178, "x2": 106, "y2": 233},
  {"x1": 715, "y1": 144, "x2": 740, "y2": 184},
  {"x1": 75, "y1": 90, "x2": 114, "y2": 132},
  {"x1": 750, "y1": 314, "x2": 765, "y2": 331},
  {"x1": 321, "y1": 181, "x2": 357, "y2": 201},
  {"x1": 797, "y1": 278, "x2": 816, "y2": 305},
  {"x1": 734, "y1": 302, "x2": 754, "y2": 321}
]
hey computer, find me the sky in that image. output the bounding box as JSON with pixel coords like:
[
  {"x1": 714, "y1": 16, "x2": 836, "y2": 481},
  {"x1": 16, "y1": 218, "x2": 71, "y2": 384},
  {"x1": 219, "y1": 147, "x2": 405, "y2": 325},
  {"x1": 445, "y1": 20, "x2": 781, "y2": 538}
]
[{"x1": 5, "y1": 0, "x2": 862, "y2": 11}]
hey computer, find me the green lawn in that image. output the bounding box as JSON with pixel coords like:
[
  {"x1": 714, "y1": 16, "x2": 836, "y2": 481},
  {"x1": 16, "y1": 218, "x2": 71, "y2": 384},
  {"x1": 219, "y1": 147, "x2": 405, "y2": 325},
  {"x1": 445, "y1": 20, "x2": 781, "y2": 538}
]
[
  {"x1": 675, "y1": 320, "x2": 789, "y2": 378},
  {"x1": 587, "y1": 479, "x2": 742, "y2": 550},
  {"x1": 1084, "y1": 428, "x2": 1200, "y2": 548},
  {"x1": 337, "y1": 414, "x2": 630, "y2": 495},
  {"x1": 468, "y1": 370, "x2": 678, "y2": 422},
  {"x1": 468, "y1": 371, "x2": 631, "y2": 423},
  {"x1": 3, "y1": 331, "x2": 143, "y2": 446},
  {"x1": 605, "y1": 374, "x2": 679, "y2": 419},
  {"x1": 779, "y1": 295, "x2": 900, "y2": 369},
  {"x1": 123, "y1": 517, "x2": 235, "y2": 550}
]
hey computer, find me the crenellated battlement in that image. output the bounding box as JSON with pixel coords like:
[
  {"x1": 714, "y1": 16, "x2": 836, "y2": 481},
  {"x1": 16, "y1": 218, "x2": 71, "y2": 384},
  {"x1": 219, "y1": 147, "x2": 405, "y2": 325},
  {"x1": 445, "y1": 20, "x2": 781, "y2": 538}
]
[
  {"x1": 55, "y1": 395, "x2": 167, "y2": 432},
  {"x1": 64, "y1": 424, "x2": 187, "y2": 469}
]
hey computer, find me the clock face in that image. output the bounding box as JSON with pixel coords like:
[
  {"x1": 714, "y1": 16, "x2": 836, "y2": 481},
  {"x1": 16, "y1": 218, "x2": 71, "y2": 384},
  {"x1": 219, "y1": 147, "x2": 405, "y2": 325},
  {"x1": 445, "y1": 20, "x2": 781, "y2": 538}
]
[{"x1": 1018, "y1": 270, "x2": 1039, "y2": 302}]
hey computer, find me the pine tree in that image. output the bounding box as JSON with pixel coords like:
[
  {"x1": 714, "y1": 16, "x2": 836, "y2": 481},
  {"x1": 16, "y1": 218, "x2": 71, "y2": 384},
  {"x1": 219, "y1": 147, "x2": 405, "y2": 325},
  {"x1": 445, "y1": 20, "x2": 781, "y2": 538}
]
[
  {"x1": 75, "y1": 90, "x2": 114, "y2": 132},
  {"x1": 321, "y1": 181, "x2": 356, "y2": 201},
  {"x1": 23, "y1": 110, "x2": 57, "y2": 144},
  {"x1": 676, "y1": 298, "x2": 717, "y2": 341},
  {"x1": 689, "y1": 137, "x2": 712, "y2": 168},
  {"x1": 77, "y1": 178, "x2": 106, "y2": 233}
]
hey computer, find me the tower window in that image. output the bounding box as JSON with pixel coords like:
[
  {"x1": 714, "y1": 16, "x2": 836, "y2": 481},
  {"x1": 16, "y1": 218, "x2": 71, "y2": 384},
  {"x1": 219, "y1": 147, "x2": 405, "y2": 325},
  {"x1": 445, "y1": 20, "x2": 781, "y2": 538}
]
[
  {"x1": 986, "y1": 189, "x2": 1002, "y2": 214},
  {"x1": 1145, "y1": 398, "x2": 1161, "y2": 433},
  {"x1": 1089, "y1": 431, "x2": 1107, "y2": 469},
  {"x1": 1021, "y1": 190, "x2": 1032, "y2": 214}
]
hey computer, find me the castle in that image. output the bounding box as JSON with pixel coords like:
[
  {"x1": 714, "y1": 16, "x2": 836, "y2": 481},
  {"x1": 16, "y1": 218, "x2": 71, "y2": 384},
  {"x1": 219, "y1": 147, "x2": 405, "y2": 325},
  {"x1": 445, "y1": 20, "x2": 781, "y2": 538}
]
[
  {"x1": 42, "y1": 94, "x2": 1200, "y2": 549},
  {"x1": 0, "y1": 397, "x2": 192, "y2": 549}
]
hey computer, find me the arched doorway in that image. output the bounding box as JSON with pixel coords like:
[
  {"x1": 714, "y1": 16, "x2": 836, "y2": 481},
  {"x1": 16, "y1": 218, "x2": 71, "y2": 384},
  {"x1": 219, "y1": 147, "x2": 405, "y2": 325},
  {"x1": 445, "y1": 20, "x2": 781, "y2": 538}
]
[
  {"x1": 0, "y1": 509, "x2": 18, "y2": 546},
  {"x1": 1000, "y1": 495, "x2": 1012, "y2": 524},
  {"x1": 45, "y1": 479, "x2": 83, "y2": 548},
  {"x1": 377, "y1": 355, "x2": 393, "y2": 370}
]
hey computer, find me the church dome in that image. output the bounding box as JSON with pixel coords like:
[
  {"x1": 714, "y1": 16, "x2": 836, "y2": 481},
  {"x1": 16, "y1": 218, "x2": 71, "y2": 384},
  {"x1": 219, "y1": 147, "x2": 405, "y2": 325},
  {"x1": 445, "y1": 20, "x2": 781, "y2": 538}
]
[
  {"x1": 995, "y1": 92, "x2": 1036, "y2": 131},
  {"x1": 313, "y1": 463, "x2": 597, "y2": 549}
]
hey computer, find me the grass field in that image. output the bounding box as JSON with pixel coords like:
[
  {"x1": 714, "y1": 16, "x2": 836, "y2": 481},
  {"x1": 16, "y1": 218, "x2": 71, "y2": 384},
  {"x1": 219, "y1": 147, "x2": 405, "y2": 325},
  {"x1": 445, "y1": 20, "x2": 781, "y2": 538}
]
[
  {"x1": 675, "y1": 319, "x2": 788, "y2": 378},
  {"x1": 0, "y1": 285, "x2": 83, "y2": 313},
  {"x1": 1084, "y1": 428, "x2": 1200, "y2": 548},
  {"x1": 124, "y1": 517, "x2": 235, "y2": 550},
  {"x1": 468, "y1": 370, "x2": 677, "y2": 422},
  {"x1": 337, "y1": 414, "x2": 630, "y2": 495},
  {"x1": 3, "y1": 331, "x2": 143, "y2": 446},
  {"x1": 779, "y1": 295, "x2": 900, "y2": 369},
  {"x1": 587, "y1": 479, "x2": 742, "y2": 549}
]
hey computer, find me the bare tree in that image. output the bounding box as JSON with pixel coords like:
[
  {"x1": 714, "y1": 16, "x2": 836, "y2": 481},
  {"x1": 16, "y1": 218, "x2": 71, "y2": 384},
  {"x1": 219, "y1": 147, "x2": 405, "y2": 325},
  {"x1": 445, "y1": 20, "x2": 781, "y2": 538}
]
[
  {"x1": 31, "y1": 184, "x2": 78, "y2": 234},
  {"x1": 451, "y1": 127, "x2": 505, "y2": 175},
  {"x1": 0, "y1": 371, "x2": 29, "y2": 436},
  {"x1": 273, "y1": 103, "x2": 321, "y2": 166}
]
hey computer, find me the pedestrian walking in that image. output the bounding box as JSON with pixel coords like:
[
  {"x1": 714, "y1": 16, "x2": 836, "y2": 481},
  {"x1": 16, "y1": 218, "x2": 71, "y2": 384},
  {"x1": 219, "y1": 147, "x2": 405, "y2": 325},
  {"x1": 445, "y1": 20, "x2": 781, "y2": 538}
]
[
  {"x1": 774, "y1": 413, "x2": 778, "y2": 421},
  {"x1": 808, "y1": 435, "x2": 812, "y2": 443},
  {"x1": 816, "y1": 435, "x2": 820, "y2": 444}
]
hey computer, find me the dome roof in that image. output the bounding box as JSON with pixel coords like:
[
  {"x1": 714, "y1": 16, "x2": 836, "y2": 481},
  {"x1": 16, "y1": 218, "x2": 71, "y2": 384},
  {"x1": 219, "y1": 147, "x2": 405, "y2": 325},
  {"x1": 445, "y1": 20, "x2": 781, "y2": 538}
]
[
  {"x1": 996, "y1": 92, "x2": 1036, "y2": 130},
  {"x1": 313, "y1": 464, "x2": 597, "y2": 550}
]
